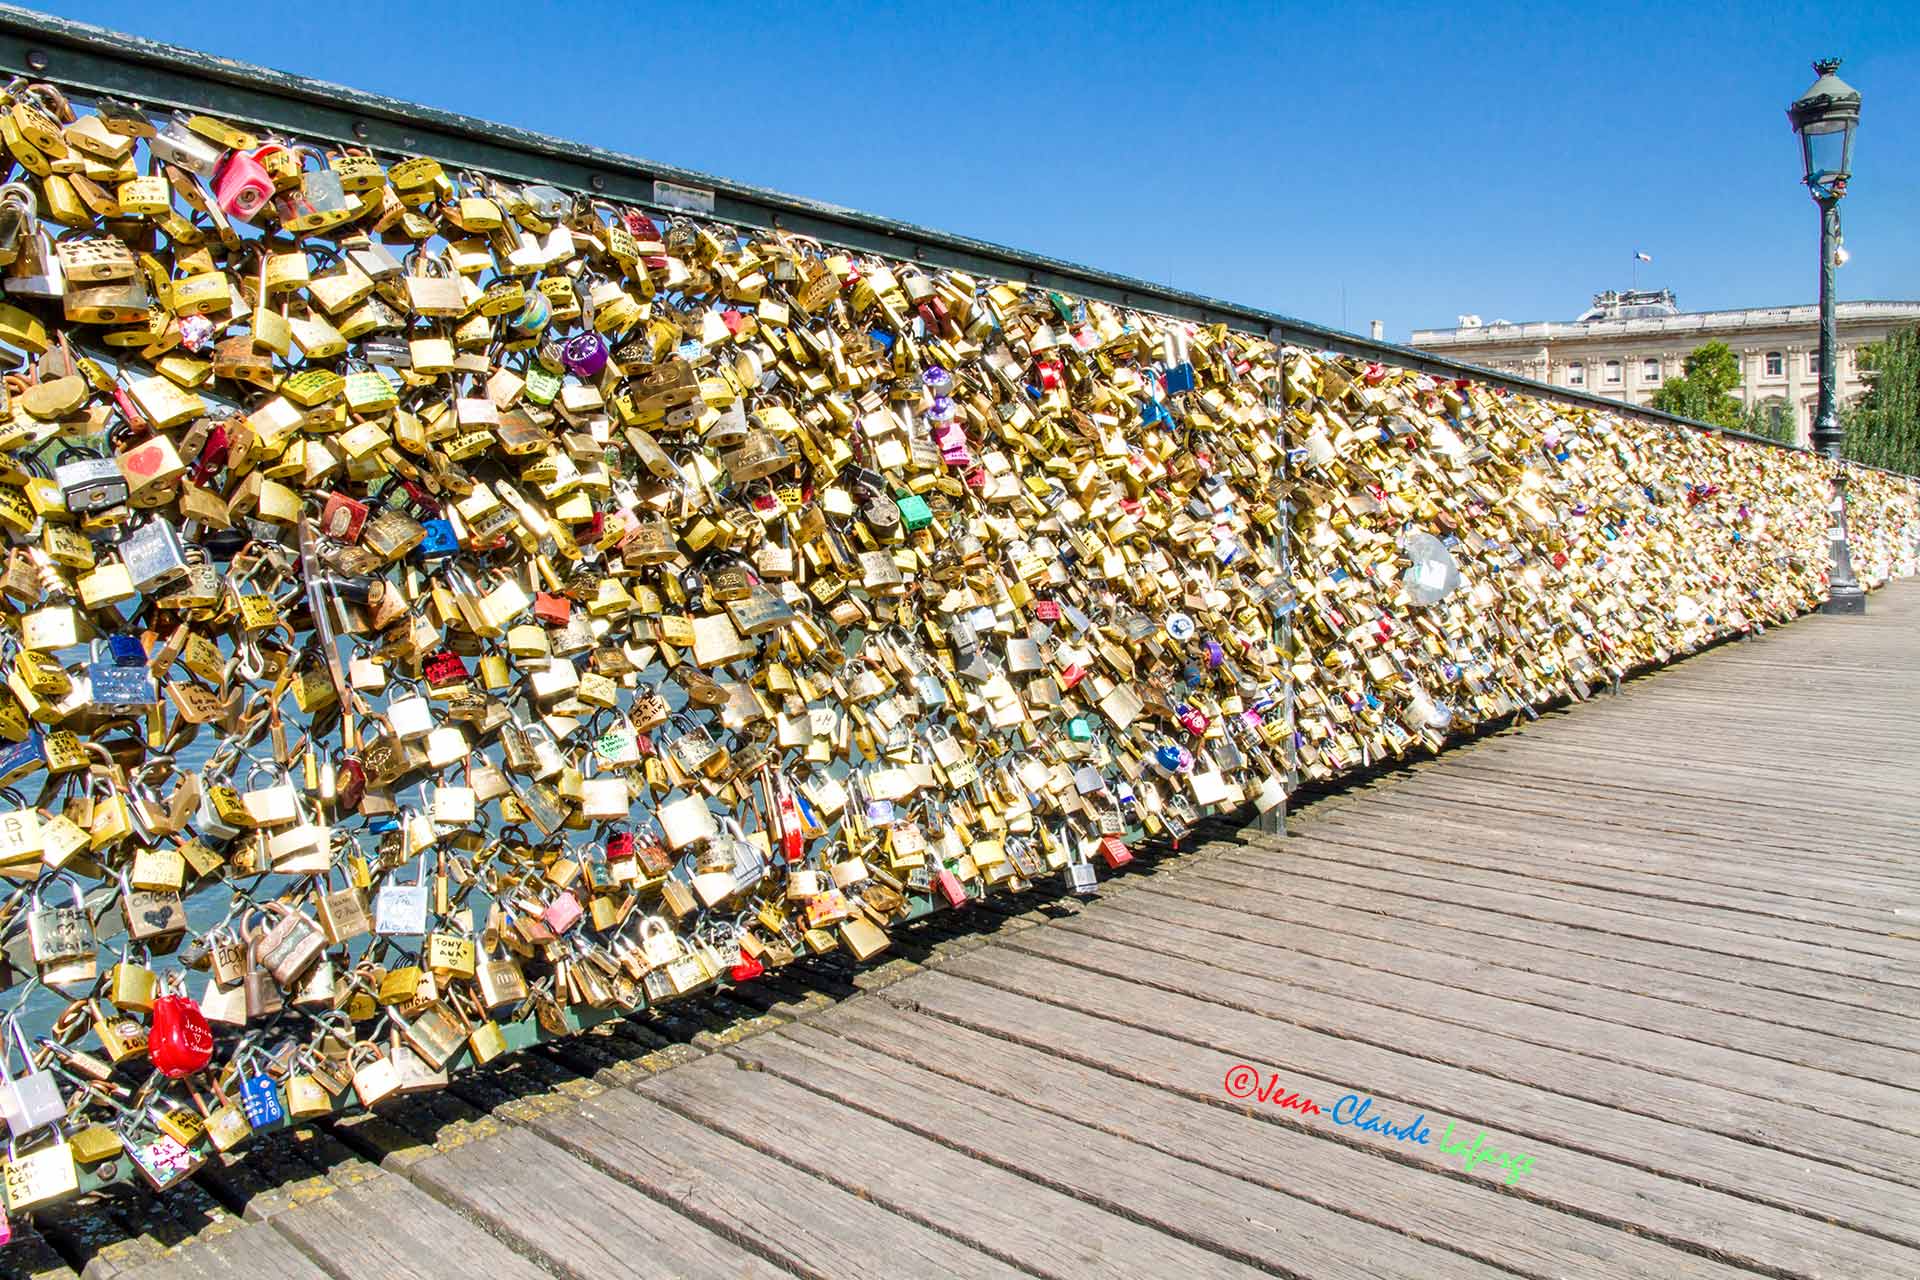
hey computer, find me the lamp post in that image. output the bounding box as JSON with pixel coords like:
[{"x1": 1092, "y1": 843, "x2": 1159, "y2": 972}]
[{"x1": 1788, "y1": 58, "x2": 1866, "y2": 615}]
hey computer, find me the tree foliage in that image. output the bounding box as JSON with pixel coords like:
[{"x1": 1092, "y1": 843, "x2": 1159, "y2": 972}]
[
  {"x1": 1841, "y1": 324, "x2": 1920, "y2": 476},
  {"x1": 1648, "y1": 341, "x2": 1747, "y2": 432},
  {"x1": 1736, "y1": 401, "x2": 1796, "y2": 444}
]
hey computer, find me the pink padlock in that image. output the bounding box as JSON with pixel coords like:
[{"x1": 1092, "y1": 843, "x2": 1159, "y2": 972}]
[
  {"x1": 935, "y1": 867, "x2": 969, "y2": 910},
  {"x1": 213, "y1": 144, "x2": 282, "y2": 222},
  {"x1": 542, "y1": 888, "x2": 583, "y2": 935},
  {"x1": 1176, "y1": 703, "x2": 1211, "y2": 735}
]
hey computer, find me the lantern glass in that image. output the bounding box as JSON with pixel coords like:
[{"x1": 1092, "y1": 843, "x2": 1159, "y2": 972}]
[{"x1": 1798, "y1": 119, "x2": 1854, "y2": 187}]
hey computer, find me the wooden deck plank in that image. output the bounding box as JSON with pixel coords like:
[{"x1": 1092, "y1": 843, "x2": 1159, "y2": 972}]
[
  {"x1": 630, "y1": 1056, "x2": 1278, "y2": 1279},
  {"x1": 993, "y1": 924, "x2": 1920, "y2": 1185},
  {"x1": 1305, "y1": 791, "x2": 1918, "y2": 901},
  {"x1": 1305, "y1": 794, "x2": 1917, "y2": 911},
  {"x1": 266, "y1": 1176, "x2": 554, "y2": 1280},
  {"x1": 1331, "y1": 737, "x2": 1920, "y2": 824},
  {"x1": 801, "y1": 1002, "x2": 1762, "y2": 1280},
  {"x1": 400, "y1": 1126, "x2": 791, "y2": 1280},
  {"x1": 1345, "y1": 761, "x2": 1920, "y2": 855},
  {"x1": 915, "y1": 949, "x2": 1920, "y2": 1250},
  {"x1": 1271, "y1": 829, "x2": 1920, "y2": 957},
  {"x1": 731, "y1": 1023, "x2": 1511, "y2": 1279},
  {"x1": 1159, "y1": 860, "x2": 1920, "y2": 1046},
  {"x1": 531, "y1": 1087, "x2": 1025, "y2": 1280},
  {"x1": 1446, "y1": 751, "x2": 1920, "y2": 816},
  {"x1": 1221, "y1": 831, "x2": 1920, "y2": 963},
  {"x1": 1145, "y1": 867, "x2": 1920, "y2": 1052},
  {"x1": 1090, "y1": 880, "x2": 1918, "y2": 1080},
  {"x1": 890, "y1": 969, "x2": 1920, "y2": 1279},
  {"x1": 1038, "y1": 903, "x2": 1920, "y2": 1133},
  {"x1": 1312, "y1": 782, "x2": 1920, "y2": 881},
  {"x1": 123, "y1": 1222, "x2": 331, "y2": 1280},
  {"x1": 1176, "y1": 854, "x2": 1920, "y2": 1010}
]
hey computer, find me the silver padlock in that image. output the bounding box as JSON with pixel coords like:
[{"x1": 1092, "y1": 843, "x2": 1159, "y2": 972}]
[
  {"x1": 664, "y1": 715, "x2": 717, "y2": 775},
  {"x1": 86, "y1": 639, "x2": 159, "y2": 710},
  {"x1": 527, "y1": 722, "x2": 565, "y2": 780},
  {"x1": 1063, "y1": 854, "x2": 1097, "y2": 895},
  {"x1": 373, "y1": 851, "x2": 429, "y2": 936},
  {"x1": 54, "y1": 451, "x2": 127, "y2": 515},
  {"x1": 0, "y1": 1017, "x2": 68, "y2": 1137},
  {"x1": 384, "y1": 679, "x2": 434, "y2": 740},
  {"x1": 147, "y1": 113, "x2": 223, "y2": 178},
  {"x1": 4, "y1": 219, "x2": 64, "y2": 300},
  {"x1": 119, "y1": 519, "x2": 190, "y2": 593},
  {"x1": 272, "y1": 145, "x2": 351, "y2": 232},
  {"x1": 342, "y1": 233, "x2": 404, "y2": 282}
]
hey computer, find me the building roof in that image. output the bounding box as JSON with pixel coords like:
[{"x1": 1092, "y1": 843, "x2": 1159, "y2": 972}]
[{"x1": 1412, "y1": 299, "x2": 1920, "y2": 347}]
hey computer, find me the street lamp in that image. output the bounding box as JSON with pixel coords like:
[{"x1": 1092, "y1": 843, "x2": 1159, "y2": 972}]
[{"x1": 1788, "y1": 57, "x2": 1866, "y2": 615}]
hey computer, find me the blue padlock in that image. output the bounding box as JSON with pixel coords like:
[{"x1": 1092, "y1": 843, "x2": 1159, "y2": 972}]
[
  {"x1": 417, "y1": 518, "x2": 459, "y2": 559},
  {"x1": 108, "y1": 633, "x2": 147, "y2": 666},
  {"x1": 0, "y1": 734, "x2": 42, "y2": 786},
  {"x1": 239, "y1": 1073, "x2": 285, "y2": 1130}
]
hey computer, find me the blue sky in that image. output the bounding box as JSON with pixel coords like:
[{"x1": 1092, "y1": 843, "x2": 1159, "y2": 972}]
[{"x1": 45, "y1": 0, "x2": 1918, "y2": 340}]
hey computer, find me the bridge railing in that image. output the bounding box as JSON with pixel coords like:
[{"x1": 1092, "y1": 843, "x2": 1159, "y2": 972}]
[{"x1": 0, "y1": 4, "x2": 1911, "y2": 1218}]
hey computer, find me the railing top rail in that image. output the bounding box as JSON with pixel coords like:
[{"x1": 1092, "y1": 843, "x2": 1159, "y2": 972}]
[{"x1": 0, "y1": 3, "x2": 1910, "y2": 478}]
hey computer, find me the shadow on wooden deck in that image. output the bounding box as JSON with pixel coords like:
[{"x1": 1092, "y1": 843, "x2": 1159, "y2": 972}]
[{"x1": 11, "y1": 583, "x2": 1920, "y2": 1280}]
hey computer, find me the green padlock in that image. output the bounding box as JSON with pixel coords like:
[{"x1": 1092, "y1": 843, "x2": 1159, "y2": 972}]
[{"x1": 896, "y1": 492, "x2": 932, "y2": 532}]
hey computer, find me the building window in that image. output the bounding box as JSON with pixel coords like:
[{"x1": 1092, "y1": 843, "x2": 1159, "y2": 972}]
[
  {"x1": 1641, "y1": 358, "x2": 1661, "y2": 384},
  {"x1": 1603, "y1": 360, "x2": 1623, "y2": 385},
  {"x1": 1567, "y1": 361, "x2": 1585, "y2": 387},
  {"x1": 1764, "y1": 351, "x2": 1784, "y2": 377},
  {"x1": 1758, "y1": 397, "x2": 1792, "y2": 442},
  {"x1": 1808, "y1": 350, "x2": 1821, "y2": 376}
]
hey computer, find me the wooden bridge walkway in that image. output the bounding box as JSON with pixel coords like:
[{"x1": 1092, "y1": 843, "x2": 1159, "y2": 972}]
[{"x1": 13, "y1": 584, "x2": 1920, "y2": 1280}]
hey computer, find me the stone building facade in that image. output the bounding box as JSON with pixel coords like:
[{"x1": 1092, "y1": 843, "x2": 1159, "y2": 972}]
[{"x1": 1410, "y1": 291, "x2": 1920, "y2": 445}]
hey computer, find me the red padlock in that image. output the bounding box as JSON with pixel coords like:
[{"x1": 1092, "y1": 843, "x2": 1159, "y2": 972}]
[
  {"x1": 1099, "y1": 835, "x2": 1134, "y2": 870},
  {"x1": 320, "y1": 491, "x2": 369, "y2": 542},
  {"x1": 623, "y1": 209, "x2": 661, "y2": 240},
  {"x1": 422, "y1": 647, "x2": 468, "y2": 689},
  {"x1": 188, "y1": 422, "x2": 231, "y2": 486},
  {"x1": 213, "y1": 145, "x2": 281, "y2": 222},
  {"x1": 333, "y1": 755, "x2": 367, "y2": 813},
  {"x1": 149, "y1": 973, "x2": 214, "y2": 1079},
  {"x1": 605, "y1": 831, "x2": 636, "y2": 861},
  {"x1": 730, "y1": 949, "x2": 764, "y2": 984},
  {"x1": 533, "y1": 591, "x2": 571, "y2": 626}
]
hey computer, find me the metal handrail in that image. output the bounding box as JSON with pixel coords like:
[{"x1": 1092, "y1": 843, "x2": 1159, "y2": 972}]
[{"x1": 0, "y1": 3, "x2": 1909, "y2": 477}]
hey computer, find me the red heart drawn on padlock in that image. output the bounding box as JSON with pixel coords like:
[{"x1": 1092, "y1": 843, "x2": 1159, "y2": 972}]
[{"x1": 121, "y1": 442, "x2": 166, "y2": 478}]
